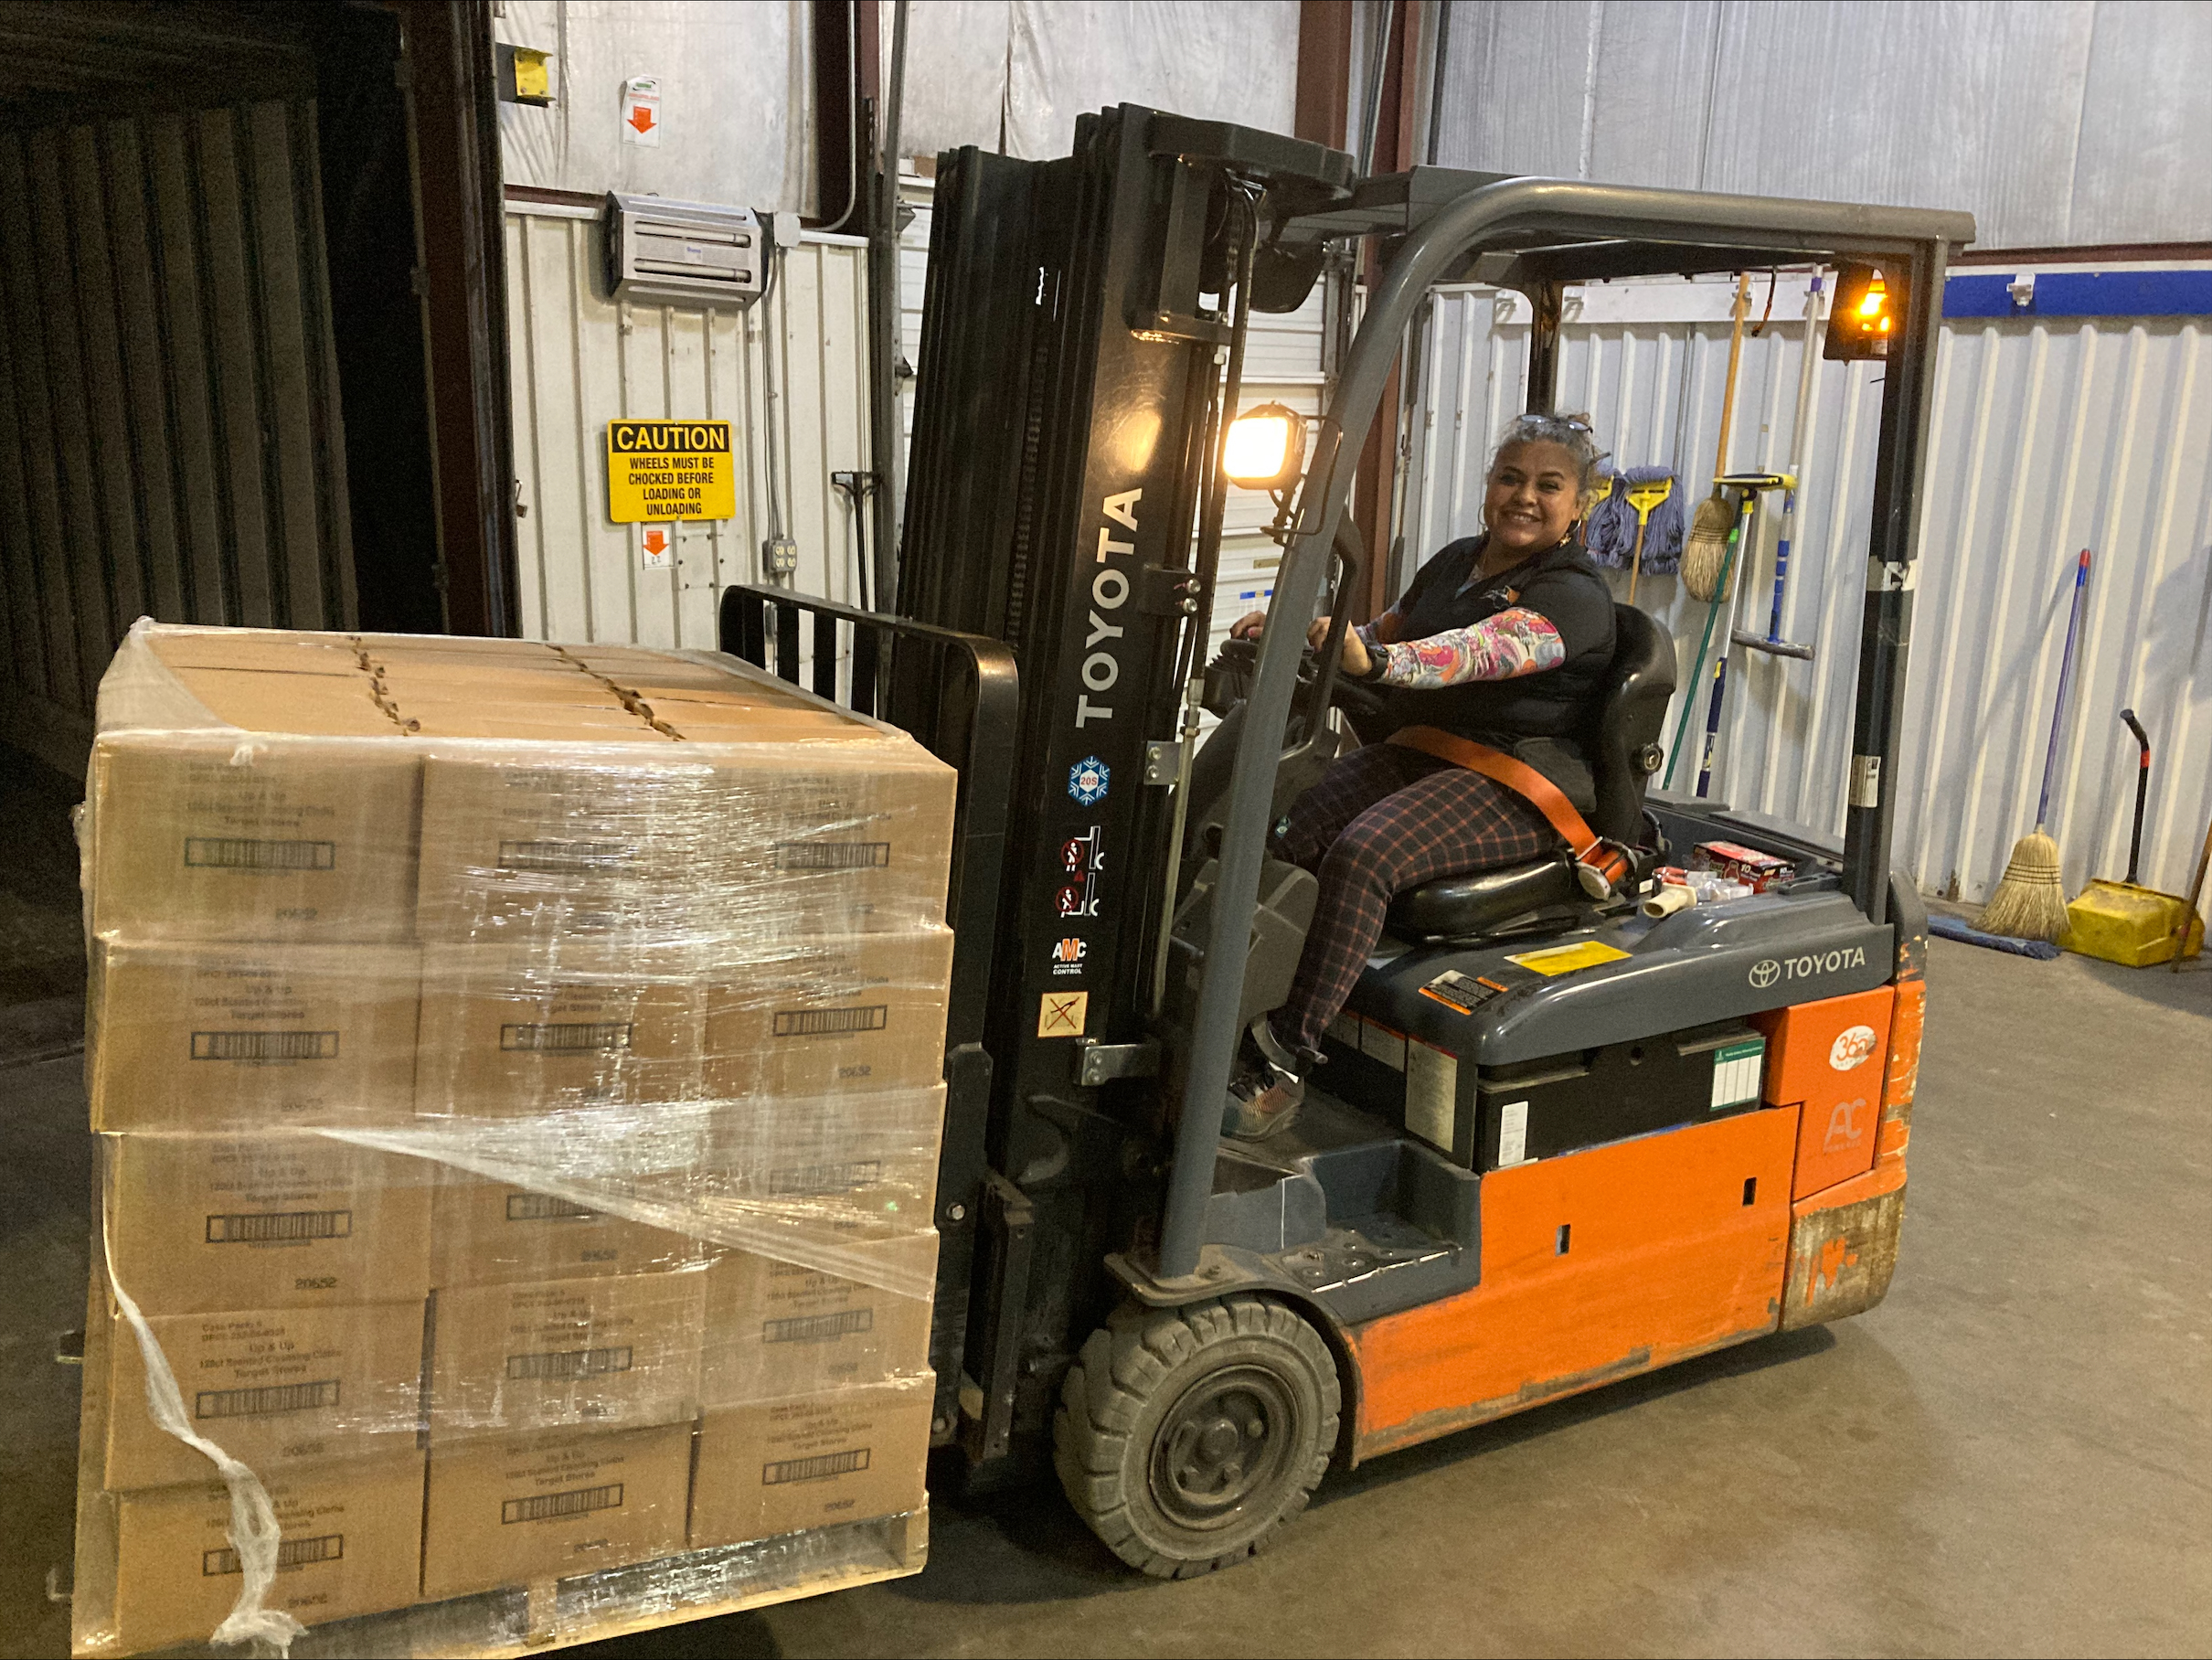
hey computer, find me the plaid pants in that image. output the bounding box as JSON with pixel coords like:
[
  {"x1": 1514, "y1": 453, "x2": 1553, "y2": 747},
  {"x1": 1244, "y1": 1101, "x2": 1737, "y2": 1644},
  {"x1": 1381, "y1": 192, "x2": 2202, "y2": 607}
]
[{"x1": 1271, "y1": 742, "x2": 1556, "y2": 1055}]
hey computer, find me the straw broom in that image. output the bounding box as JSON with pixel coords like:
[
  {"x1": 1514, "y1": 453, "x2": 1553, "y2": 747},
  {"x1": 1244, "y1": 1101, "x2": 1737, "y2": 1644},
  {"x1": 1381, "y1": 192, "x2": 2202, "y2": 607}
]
[
  {"x1": 1683, "y1": 273, "x2": 1751, "y2": 601},
  {"x1": 1981, "y1": 549, "x2": 2092, "y2": 942}
]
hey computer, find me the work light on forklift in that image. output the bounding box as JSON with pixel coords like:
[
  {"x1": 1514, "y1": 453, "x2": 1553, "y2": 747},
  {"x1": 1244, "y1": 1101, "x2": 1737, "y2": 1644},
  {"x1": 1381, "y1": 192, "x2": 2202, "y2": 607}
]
[
  {"x1": 1824, "y1": 264, "x2": 1898, "y2": 361},
  {"x1": 1221, "y1": 402, "x2": 1306, "y2": 490}
]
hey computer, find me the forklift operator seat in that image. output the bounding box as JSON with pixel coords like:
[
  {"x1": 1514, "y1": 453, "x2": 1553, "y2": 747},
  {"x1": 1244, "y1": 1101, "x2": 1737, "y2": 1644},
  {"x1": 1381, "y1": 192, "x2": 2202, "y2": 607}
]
[{"x1": 1384, "y1": 603, "x2": 1676, "y2": 944}]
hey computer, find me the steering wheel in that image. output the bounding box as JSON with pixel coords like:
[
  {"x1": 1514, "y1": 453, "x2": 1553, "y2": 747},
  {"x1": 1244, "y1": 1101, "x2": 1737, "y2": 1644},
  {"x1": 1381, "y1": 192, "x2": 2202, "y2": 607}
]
[{"x1": 1207, "y1": 635, "x2": 1391, "y2": 726}]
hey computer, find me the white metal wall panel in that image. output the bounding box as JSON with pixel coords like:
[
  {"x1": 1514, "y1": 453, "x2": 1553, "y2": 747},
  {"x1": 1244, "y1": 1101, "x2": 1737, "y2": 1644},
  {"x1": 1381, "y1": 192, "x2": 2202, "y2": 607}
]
[
  {"x1": 1409, "y1": 275, "x2": 2212, "y2": 905},
  {"x1": 1436, "y1": 0, "x2": 2212, "y2": 249},
  {"x1": 504, "y1": 204, "x2": 874, "y2": 649}
]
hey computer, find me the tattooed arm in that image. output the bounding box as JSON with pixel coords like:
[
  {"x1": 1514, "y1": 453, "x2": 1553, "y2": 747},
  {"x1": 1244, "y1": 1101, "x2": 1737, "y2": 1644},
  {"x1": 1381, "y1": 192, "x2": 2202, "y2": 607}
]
[
  {"x1": 1354, "y1": 602, "x2": 1409, "y2": 649},
  {"x1": 1367, "y1": 607, "x2": 1565, "y2": 688}
]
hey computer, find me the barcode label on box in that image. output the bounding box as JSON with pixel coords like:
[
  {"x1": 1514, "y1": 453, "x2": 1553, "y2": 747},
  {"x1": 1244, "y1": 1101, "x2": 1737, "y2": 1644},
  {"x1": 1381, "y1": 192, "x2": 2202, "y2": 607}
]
[
  {"x1": 773, "y1": 841, "x2": 890, "y2": 870},
  {"x1": 191, "y1": 1030, "x2": 340, "y2": 1061},
  {"x1": 771, "y1": 1005, "x2": 888, "y2": 1038},
  {"x1": 765, "y1": 1159, "x2": 882, "y2": 1196},
  {"x1": 762, "y1": 1447, "x2": 869, "y2": 1485},
  {"x1": 505, "y1": 1346, "x2": 634, "y2": 1380},
  {"x1": 206, "y1": 1209, "x2": 353, "y2": 1244},
  {"x1": 506, "y1": 1193, "x2": 597, "y2": 1222},
  {"x1": 503, "y1": 1483, "x2": 623, "y2": 1524},
  {"x1": 497, "y1": 840, "x2": 639, "y2": 874},
  {"x1": 499, "y1": 1022, "x2": 633, "y2": 1052},
  {"x1": 763, "y1": 1308, "x2": 874, "y2": 1345},
  {"x1": 196, "y1": 1379, "x2": 341, "y2": 1420},
  {"x1": 184, "y1": 837, "x2": 335, "y2": 871},
  {"x1": 204, "y1": 1533, "x2": 343, "y2": 1577}
]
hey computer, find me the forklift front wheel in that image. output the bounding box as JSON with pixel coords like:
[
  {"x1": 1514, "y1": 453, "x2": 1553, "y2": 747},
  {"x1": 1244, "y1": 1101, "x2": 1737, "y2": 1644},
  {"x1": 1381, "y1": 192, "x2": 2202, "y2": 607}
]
[{"x1": 1055, "y1": 1295, "x2": 1340, "y2": 1578}]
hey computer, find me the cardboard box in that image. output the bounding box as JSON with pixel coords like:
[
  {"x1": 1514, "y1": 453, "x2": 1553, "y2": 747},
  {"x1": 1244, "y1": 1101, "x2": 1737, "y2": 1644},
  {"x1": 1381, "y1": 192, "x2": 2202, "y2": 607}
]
[
  {"x1": 429, "y1": 1271, "x2": 706, "y2": 1437},
  {"x1": 689, "y1": 1377, "x2": 932, "y2": 1548},
  {"x1": 421, "y1": 1421, "x2": 694, "y2": 1601},
  {"x1": 413, "y1": 752, "x2": 714, "y2": 942},
  {"x1": 703, "y1": 929, "x2": 953, "y2": 1101},
  {"x1": 72, "y1": 1452, "x2": 426, "y2": 1656},
  {"x1": 86, "y1": 734, "x2": 421, "y2": 943},
  {"x1": 167, "y1": 666, "x2": 404, "y2": 738},
  {"x1": 697, "y1": 761, "x2": 957, "y2": 936},
  {"x1": 699, "y1": 1235, "x2": 936, "y2": 1406},
  {"x1": 88, "y1": 942, "x2": 422, "y2": 1132},
  {"x1": 431, "y1": 1179, "x2": 712, "y2": 1289},
  {"x1": 413, "y1": 945, "x2": 704, "y2": 1117},
  {"x1": 697, "y1": 1082, "x2": 949, "y2": 1238},
  {"x1": 91, "y1": 1297, "x2": 427, "y2": 1491},
  {"x1": 102, "y1": 1133, "x2": 434, "y2": 1314},
  {"x1": 414, "y1": 739, "x2": 956, "y2": 943}
]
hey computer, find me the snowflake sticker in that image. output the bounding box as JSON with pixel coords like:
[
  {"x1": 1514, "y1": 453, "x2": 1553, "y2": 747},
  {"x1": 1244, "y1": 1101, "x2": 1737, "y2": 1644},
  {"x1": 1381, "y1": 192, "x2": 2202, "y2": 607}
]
[{"x1": 1068, "y1": 756, "x2": 1110, "y2": 807}]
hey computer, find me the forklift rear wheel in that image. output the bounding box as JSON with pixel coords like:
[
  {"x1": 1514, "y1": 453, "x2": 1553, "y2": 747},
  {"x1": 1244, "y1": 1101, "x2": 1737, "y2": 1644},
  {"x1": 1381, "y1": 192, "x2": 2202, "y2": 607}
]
[{"x1": 1054, "y1": 1294, "x2": 1340, "y2": 1578}]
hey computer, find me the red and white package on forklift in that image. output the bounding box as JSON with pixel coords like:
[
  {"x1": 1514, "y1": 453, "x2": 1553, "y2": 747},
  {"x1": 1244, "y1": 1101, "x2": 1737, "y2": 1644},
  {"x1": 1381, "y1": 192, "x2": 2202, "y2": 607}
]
[{"x1": 72, "y1": 622, "x2": 959, "y2": 1658}]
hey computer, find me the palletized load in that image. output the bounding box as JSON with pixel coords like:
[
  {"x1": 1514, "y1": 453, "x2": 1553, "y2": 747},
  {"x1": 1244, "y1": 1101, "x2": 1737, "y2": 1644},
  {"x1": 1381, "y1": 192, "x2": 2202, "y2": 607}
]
[{"x1": 72, "y1": 622, "x2": 957, "y2": 1657}]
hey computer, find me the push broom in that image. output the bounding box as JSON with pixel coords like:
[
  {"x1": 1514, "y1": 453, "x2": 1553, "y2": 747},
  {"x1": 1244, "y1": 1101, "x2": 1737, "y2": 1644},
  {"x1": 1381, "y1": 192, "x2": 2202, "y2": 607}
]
[
  {"x1": 1981, "y1": 548, "x2": 2093, "y2": 942},
  {"x1": 1683, "y1": 273, "x2": 1751, "y2": 601}
]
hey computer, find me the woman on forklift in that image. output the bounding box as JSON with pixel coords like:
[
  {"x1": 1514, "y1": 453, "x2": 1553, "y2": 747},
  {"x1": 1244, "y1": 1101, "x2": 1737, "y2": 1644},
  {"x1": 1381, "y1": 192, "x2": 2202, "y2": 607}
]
[{"x1": 1222, "y1": 410, "x2": 1617, "y2": 1139}]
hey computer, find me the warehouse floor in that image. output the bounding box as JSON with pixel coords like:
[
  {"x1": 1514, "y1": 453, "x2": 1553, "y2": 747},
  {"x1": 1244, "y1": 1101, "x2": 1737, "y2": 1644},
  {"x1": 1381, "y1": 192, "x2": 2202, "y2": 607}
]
[{"x1": 3, "y1": 750, "x2": 2206, "y2": 1658}]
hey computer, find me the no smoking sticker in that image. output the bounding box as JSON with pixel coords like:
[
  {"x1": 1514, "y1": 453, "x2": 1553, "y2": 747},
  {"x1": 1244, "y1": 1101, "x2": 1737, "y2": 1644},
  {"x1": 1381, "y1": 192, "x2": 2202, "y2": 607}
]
[{"x1": 1037, "y1": 991, "x2": 1088, "y2": 1038}]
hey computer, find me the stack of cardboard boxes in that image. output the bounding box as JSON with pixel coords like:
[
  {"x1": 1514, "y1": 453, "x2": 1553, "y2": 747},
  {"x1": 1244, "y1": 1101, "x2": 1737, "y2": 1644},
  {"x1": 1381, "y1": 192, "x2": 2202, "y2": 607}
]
[{"x1": 73, "y1": 623, "x2": 956, "y2": 1656}]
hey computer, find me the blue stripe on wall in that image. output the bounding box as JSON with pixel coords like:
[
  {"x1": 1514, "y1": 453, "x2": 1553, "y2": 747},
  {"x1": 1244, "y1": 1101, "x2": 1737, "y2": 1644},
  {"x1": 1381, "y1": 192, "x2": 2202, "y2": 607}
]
[{"x1": 1945, "y1": 271, "x2": 2212, "y2": 319}]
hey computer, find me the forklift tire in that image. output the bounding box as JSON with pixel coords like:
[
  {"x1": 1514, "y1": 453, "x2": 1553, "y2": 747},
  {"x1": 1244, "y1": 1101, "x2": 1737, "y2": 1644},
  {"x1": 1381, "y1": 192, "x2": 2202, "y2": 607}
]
[{"x1": 1054, "y1": 1295, "x2": 1340, "y2": 1578}]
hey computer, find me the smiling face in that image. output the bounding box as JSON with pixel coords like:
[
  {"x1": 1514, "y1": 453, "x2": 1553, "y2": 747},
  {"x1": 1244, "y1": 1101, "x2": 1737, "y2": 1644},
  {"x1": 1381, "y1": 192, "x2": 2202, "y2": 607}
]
[{"x1": 1484, "y1": 440, "x2": 1585, "y2": 556}]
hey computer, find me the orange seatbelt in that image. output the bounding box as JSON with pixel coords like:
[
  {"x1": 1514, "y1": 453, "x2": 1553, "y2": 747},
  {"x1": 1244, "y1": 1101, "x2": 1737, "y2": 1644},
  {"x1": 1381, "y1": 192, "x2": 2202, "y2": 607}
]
[{"x1": 1388, "y1": 725, "x2": 1633, "y2": 898}]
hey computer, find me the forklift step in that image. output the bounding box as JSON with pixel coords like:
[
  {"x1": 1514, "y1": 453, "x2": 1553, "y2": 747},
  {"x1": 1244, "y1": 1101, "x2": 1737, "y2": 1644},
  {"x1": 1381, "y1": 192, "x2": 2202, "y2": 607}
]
[{"x1": 1199, "y1": 1090, "x2": 1484, "y2": 1325}]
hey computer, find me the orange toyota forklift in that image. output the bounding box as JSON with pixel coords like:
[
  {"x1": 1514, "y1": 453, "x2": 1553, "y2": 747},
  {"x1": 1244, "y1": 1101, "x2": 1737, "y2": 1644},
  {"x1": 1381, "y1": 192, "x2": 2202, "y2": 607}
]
[{"x1": 724, "y1": 105, "x2": 1968, "y2": 1575}]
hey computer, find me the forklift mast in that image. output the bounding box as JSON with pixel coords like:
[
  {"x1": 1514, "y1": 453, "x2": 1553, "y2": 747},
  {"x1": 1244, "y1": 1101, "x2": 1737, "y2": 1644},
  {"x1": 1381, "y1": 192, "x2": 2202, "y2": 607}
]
[{"x1": 897, "y1": 110, "x2": 1353, "y2": 1463}]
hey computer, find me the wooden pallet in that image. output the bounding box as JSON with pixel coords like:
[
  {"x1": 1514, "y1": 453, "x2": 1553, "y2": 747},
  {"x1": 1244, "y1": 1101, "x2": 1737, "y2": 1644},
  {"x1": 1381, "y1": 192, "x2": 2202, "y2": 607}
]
[{"x1": 153, "y1": 1508, "x2": 928, "y2": 1658}]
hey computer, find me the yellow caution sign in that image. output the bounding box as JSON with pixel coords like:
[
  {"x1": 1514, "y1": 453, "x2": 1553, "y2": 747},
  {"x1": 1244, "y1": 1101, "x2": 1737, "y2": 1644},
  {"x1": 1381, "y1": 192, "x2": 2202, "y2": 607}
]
[{"x1": 605, "y1": 420, "x2": 734, "y2": 523}]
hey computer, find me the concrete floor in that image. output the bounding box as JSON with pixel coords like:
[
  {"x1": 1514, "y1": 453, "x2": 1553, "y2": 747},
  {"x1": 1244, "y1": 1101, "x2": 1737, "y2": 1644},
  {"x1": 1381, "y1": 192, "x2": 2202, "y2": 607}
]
[{"x1": 4, "y1": 744, "x2": 2206, "y2": 1656}]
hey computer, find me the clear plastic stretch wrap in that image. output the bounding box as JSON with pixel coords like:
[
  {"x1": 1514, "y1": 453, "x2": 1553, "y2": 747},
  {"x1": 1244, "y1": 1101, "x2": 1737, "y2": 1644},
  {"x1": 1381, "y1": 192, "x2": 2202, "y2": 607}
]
[{"x1": 73, "y1": 622, "x2": 958, "y2": 1656}]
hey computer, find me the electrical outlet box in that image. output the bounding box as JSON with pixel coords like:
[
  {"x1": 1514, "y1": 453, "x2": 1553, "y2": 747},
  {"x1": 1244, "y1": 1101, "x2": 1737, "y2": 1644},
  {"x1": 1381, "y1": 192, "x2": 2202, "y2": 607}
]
[{"x1": 761, "y1": 536, "x2": 799, "y2": 575}]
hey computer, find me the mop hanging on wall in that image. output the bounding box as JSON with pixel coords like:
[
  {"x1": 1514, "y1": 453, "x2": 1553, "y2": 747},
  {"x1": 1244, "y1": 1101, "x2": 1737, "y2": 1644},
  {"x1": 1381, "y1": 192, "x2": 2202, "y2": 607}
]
[{"x1": 1583, "y1": 468, "x2": 1683, "y2": 597}]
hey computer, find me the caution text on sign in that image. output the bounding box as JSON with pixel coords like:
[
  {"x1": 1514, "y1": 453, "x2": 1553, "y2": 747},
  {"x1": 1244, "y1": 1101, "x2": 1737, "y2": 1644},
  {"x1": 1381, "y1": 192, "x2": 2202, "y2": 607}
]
[{"x1": 606, "y1": 420, "x2": 735, "y2": 523}]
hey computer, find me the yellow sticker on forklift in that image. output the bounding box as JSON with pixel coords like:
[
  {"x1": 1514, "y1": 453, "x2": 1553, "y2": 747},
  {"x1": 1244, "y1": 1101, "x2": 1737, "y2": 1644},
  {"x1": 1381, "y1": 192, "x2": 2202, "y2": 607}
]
[{"x1": 1503, "y1": 940, "x2": 1632, "y2": 976}]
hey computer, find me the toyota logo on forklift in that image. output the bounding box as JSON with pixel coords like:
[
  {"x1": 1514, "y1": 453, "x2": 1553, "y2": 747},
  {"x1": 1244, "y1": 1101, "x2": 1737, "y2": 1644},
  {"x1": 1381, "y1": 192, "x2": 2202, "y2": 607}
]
[{"x1": 726, "y1": 103, "x2": 1955, "y2": 1583}]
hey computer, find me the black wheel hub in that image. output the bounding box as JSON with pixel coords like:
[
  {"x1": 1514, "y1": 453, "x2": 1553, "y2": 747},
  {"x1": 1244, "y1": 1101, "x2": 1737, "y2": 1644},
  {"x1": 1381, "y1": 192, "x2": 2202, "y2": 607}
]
[{"x1": 1151, "y1": 1365, "x2": 1298, "y2": 1530}]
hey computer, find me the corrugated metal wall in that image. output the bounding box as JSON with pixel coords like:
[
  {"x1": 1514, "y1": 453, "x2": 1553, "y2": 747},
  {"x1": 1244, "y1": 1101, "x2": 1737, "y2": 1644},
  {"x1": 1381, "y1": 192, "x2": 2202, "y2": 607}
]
[
  {"x1": 1433, "y1": 0, "x2": 2212, "y2": 249},
  {"x1": 0, "y1": 100, "x2": 355, "y2": 756},
  {"x1": 1406, "y1": 275, "x2": 2212, "y2": 904},
  {"x1": 505, "y1": 201, "x2": 874, "y2": 648}
]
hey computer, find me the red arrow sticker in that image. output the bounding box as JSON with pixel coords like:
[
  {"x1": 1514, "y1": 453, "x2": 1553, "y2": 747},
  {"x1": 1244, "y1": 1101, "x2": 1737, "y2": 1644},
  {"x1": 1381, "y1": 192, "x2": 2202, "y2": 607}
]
[{"x1": 627, "y1": 104, "x2": 655, "y2": 135}]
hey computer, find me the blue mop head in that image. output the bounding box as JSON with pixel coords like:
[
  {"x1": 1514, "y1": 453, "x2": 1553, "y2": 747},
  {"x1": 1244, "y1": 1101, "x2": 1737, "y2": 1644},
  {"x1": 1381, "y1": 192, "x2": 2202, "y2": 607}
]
[
  {"x1": 1626, "y1": 465, "x2": 1686, "y2": 576},
  {"x1": 1930, "y1": 914, "x2": 2062, "y2": 959},
  {"x1": 1582, "y1": 473, "x2": 1632, "y2": 567}
]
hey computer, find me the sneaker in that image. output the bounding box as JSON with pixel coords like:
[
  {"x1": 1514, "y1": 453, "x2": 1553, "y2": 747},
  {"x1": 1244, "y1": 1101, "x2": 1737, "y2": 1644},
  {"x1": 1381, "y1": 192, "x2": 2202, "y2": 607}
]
[{"x1": 1222, "y1": 1016, "x2": 1308, "y2": 1142}]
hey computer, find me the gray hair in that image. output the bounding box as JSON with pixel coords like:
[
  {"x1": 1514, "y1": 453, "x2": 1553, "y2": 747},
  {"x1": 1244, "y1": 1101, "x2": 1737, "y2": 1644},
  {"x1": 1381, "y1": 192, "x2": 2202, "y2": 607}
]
[{"x1": 1489, "y1": 411, "x2": 1611, "y2": 503}]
